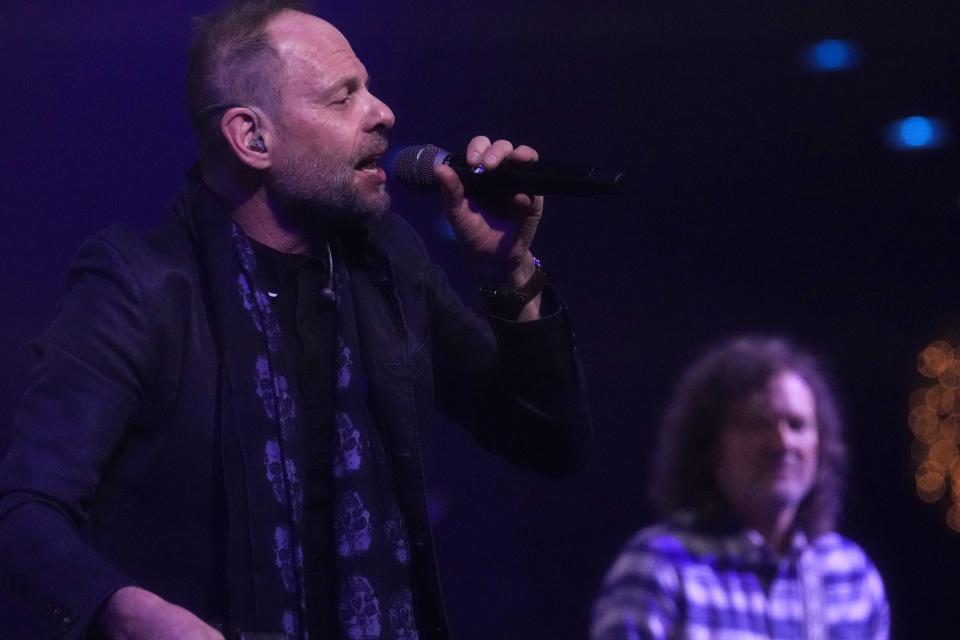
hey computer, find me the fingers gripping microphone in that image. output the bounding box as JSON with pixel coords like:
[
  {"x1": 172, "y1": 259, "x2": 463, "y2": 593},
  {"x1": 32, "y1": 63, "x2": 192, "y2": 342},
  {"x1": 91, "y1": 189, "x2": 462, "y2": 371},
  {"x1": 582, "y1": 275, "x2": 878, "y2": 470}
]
[{"x1": 392, "y1": 144, "x2": 625, "y2": 196}]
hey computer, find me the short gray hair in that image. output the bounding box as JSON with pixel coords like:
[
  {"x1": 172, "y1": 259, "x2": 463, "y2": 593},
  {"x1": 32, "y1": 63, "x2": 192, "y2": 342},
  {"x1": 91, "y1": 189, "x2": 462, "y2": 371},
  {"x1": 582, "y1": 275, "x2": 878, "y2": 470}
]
[{"x1": 186, "y1": 0, "x2": 311, "y2": 161}]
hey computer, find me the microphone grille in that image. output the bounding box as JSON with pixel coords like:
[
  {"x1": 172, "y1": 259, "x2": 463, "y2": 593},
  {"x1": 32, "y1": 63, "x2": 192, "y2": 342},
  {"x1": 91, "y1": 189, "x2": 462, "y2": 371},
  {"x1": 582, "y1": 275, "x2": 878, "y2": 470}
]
[{"x1": 393, "y1": 144, "x2": 444, "y2": 192}]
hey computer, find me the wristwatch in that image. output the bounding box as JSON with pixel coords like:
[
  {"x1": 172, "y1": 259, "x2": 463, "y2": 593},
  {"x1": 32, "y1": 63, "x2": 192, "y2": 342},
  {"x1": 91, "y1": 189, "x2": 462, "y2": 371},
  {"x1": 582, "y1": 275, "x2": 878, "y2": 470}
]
[{"x1": 480, "y1": 257, "x2": 546, "y2": 319}]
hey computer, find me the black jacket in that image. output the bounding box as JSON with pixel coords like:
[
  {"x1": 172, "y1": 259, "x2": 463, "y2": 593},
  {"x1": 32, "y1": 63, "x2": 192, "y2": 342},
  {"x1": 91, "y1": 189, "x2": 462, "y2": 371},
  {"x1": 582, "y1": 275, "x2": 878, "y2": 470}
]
[{"x1": 0, "y1": 179, "x2": 591, "y2": 639}]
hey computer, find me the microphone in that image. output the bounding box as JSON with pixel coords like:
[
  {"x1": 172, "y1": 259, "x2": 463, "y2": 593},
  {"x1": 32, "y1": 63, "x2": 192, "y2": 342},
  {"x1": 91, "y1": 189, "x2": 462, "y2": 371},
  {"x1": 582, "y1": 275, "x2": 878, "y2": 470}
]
[{"x1": 392, "y1": 144, "x2": 625, "y2": 196}]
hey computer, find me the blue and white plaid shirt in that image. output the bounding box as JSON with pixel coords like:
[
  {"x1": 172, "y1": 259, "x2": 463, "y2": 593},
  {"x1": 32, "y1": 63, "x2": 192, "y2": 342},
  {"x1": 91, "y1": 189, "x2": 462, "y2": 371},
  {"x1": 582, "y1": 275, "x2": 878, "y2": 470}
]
[{"x1": 591, "y1": 514, "x2": 889, "y2": 640}]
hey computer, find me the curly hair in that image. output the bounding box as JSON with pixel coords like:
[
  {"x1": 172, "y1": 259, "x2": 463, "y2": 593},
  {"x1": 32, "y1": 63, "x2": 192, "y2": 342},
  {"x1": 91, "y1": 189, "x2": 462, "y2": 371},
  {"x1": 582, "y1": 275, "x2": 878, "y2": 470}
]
[
  {"x1": 650, "y1": 335, "x2": 847, "y2": 535},
  {"x1": 186, "y1": 0, "x2": 312, "y2": 161}
]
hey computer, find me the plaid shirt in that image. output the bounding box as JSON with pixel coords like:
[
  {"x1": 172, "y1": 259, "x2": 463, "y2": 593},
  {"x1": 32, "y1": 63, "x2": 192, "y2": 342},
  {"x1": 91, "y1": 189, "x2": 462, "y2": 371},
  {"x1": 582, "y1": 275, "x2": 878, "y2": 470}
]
[{"x1": 591, "y1": 514, "x2": 889, "y2": 640}]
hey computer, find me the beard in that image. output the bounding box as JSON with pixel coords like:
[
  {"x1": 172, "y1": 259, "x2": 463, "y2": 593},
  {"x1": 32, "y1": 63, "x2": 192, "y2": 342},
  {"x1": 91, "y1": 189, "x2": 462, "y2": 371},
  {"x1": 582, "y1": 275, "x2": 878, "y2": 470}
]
[{"x1": 267, "y1": 135, "x2": 391, "y2": 232}]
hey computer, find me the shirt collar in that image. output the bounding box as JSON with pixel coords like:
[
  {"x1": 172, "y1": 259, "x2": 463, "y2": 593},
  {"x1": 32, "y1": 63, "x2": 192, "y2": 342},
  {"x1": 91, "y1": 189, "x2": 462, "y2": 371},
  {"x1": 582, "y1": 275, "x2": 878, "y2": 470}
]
[{"x1": 675, "y1": 510, "x2": 810, "y2": 559}]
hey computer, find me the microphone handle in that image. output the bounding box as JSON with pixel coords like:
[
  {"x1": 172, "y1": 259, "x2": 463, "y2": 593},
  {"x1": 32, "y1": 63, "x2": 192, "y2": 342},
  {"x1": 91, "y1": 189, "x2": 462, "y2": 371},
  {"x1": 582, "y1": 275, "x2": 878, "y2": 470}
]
[{"x1": 443, "y1": 153, "x2": 625, "y2": 196}]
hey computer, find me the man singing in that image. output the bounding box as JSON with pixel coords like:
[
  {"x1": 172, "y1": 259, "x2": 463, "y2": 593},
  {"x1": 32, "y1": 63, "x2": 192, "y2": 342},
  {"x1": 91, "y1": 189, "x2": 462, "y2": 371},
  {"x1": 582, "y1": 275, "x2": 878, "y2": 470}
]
[
  {"x1": 591, "y1": 336, "x2": 888, "y2": 639},
  {"x1": 0, "y1": 2, "x2": 591, "y2": 639}
]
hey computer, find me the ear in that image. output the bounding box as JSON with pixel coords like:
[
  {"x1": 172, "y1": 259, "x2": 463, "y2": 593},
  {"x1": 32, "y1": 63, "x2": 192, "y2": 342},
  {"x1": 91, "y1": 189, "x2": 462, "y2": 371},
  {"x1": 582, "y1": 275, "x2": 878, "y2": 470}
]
[{"x1": 220, "y1": 107, "x2": 272, "y2": 170}]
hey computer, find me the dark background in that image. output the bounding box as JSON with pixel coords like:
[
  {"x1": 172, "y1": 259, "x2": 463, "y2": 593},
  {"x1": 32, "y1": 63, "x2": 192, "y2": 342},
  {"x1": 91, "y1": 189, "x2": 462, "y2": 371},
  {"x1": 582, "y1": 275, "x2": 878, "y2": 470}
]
[{"x1": 4, "y1": 1, "x2": 960, "y2": 637}]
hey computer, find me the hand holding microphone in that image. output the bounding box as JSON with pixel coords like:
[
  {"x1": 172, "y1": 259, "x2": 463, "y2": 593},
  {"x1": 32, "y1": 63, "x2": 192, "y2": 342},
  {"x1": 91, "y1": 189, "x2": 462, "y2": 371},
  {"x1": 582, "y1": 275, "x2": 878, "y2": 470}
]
[
  {"x1": 410, "y1": 137, "x2": 546, "y2": 318},
  {"x1": 391, "y1": 136, "x2": 624, "y2": 320}
]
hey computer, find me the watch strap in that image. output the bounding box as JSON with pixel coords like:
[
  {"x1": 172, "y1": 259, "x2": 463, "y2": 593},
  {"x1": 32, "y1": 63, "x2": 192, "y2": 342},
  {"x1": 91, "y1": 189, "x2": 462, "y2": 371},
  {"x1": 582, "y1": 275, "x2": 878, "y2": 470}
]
[{"x1": 480, "y1": 257, "x2": 546, "y2": 319}]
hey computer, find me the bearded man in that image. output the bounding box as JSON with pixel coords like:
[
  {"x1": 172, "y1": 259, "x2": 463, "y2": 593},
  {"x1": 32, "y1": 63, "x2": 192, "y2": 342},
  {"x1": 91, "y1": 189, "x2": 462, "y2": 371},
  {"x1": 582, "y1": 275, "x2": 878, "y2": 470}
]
[
  {"x1": 0, "y1": 2, "x2": 590, "y2": 639},
  {"x1": 591, "y1": 336, "x2": 888, "y2": 640}
]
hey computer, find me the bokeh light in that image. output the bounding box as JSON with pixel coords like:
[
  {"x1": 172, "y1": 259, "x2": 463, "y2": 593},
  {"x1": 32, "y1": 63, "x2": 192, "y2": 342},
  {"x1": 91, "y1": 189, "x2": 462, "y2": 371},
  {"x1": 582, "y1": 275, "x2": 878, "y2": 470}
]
[
  {"x1": 918, "y1": 475, "x2": 946, "y2": 503},
  {"x1": 947, "y1": 504, "x2": 960, "y2": 533},
  {"x1": 909, "y1": 387, "x2": 927, "y2": 409},
  {"x1": 885, "y1": 116, "x2": 950, "y2": 151},
  {"x1": 918, "y1": 341, "x2": 953, "y2": 377},
  {"x1": 800, "y1": 39, "x2": 863, "y2": 73},
  {"x1": 912, "y1": 340, "x2": 960, "y2": 530},
  {"x1": 909, "y1": 405, "x2": 939, "y2": 442}
]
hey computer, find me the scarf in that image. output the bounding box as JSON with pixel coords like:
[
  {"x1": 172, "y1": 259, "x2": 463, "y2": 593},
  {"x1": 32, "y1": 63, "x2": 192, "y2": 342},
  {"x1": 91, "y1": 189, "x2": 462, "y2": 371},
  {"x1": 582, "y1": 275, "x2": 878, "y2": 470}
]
[{"x1": 184, "y1": 180, "x2": 419, "y2": 640}]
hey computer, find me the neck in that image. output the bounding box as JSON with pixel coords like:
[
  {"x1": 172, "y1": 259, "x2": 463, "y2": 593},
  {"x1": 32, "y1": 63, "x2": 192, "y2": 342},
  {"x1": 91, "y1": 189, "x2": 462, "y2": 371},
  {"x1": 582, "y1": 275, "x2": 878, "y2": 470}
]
[
  {"x1": 743, "y1": 505, "x2": 799, "y2": 554},
  {"x1": 202, "y1": 163, "x2": 311, "y2": 256}
]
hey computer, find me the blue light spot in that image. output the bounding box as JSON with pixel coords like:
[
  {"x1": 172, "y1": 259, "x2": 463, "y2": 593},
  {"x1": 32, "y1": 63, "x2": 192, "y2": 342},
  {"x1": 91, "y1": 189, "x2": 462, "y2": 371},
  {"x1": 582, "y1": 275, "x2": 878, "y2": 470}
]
[
  {"x1": 900, "y1": 117, "x2": 934, "y2": 147},
  {"x1": 814, "y1": 40, "x2": 847, "y2": 69},
  {"x1": 884, "y1": 116, "x2": 950, "y2": 151},
  {"x1": 801, "y1": 39, "x2": 862, "y2": 73}
]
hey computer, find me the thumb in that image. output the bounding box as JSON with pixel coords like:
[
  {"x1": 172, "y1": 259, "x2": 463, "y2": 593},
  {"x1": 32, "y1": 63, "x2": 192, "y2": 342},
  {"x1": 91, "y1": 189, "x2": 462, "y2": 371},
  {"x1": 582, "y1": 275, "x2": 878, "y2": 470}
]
[{"x1": 433, "y1": 164, "x2": 465, "y2": 214}]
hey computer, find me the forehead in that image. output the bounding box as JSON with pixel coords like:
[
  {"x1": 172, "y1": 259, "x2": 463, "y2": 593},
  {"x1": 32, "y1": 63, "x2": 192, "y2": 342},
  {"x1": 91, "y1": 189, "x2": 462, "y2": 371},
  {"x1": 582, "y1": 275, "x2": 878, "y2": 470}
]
[
  {"x1": 266, "y1": 11, "x2": 365, "y2": 87},
  {"x1": 733, "y1": 370, "x2": 816, "y2": 418}
]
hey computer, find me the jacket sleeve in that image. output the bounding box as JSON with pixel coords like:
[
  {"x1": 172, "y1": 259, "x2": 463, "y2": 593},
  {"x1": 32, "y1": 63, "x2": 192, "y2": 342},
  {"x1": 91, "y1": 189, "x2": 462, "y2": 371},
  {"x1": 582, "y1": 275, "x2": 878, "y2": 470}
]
[
  {"x1": 0, "y1": 234, "x2": 149, "y2": 639},
  {"x1": 424, "y1": 252, "x2": 592, "y2": 476}
]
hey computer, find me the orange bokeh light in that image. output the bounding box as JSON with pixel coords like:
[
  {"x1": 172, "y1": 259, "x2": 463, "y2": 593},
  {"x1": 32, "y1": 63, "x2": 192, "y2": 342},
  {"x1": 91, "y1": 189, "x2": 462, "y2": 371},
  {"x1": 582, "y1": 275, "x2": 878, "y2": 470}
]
[
  {"x1": 912, "y1": 340, "x2": 960, "y2": 531},
  {"x1": 909, "y1": 406, "x2": 939, "y2": 441},
  {"x1": 918, "y1": 473, "x2": 946, "y2": 503},
  {"x1": 919, "y1": 341, "x2": 954, "y2": 378},
  {"x1": 929, "y1": 440, "x2": 959, "y2": 470},
  {"x1": 947, "y1": 503, "x2": 960, "y2": 533},
  {"x1": 909, "y1": 388, "x2": 928, "y2": 410},
  {"x1": 938, "y1": 360, "x2": 960, "y2": 388}
]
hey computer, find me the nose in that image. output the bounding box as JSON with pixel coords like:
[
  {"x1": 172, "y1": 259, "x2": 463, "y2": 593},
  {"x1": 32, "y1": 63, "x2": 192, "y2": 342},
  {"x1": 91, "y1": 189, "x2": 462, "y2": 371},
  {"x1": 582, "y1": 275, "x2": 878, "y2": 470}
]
[
  {"x1": 766, "y1": 419, "x2": 792, "y2": 451},
  {"x1": 366, "y1": 92, "x2": 396, "y2": 132}
]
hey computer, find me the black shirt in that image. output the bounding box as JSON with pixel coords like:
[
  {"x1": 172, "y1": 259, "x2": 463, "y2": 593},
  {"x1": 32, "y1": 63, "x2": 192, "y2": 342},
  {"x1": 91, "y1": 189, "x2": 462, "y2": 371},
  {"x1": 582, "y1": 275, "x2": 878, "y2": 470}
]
[{"x1": 249, "y1": 238, "x2": 338, "y2": 638}]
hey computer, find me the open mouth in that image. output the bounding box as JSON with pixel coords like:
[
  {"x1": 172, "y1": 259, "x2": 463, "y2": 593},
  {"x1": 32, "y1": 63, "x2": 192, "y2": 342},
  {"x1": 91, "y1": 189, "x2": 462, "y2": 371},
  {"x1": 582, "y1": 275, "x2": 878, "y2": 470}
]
[{"x1": 355, "y1": 152, "x2": 384, "y2": 173}]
